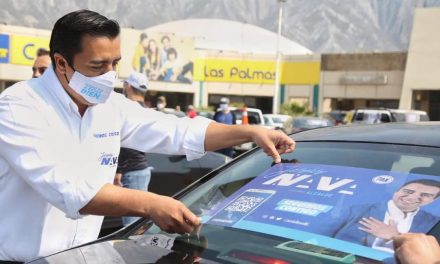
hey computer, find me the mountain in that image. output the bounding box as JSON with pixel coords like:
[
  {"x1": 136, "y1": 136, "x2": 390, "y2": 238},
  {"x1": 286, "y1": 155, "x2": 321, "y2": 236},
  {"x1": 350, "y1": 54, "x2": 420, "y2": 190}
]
[{"x1": 1, "y1": 0, "x2": 440, "y2": 53}]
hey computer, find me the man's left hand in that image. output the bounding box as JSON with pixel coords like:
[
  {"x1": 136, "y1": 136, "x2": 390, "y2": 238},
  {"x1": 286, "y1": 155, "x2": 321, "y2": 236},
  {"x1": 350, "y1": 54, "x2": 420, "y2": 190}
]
[{"x1": 358, "y1": 217, "x2": 400, "y2": 240}]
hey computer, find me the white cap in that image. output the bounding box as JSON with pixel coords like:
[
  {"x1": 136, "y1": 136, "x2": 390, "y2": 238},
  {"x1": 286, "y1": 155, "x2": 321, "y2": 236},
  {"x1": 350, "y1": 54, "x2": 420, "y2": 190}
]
[
  {"x1": 220, "y1": 97, "x2": 230, "y2": 104},
  {"x1": 125, "y1": 72, "x2": 148, "y2": 92}
]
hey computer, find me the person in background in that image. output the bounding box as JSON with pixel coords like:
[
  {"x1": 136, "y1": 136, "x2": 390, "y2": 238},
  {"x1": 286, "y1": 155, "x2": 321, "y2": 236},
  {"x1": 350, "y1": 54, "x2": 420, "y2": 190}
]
[
  {"x1": 32, "y1": 48, "x2": 51, "y2": 78},
  {"x1": 393, "y1": 233, "x2": 440, "y2": 264},
  {"x1": 213, "y1": 97, "x2": 236, "y2": 157},
  {"x1": 131, "y1": 32, "x2": 149, "y2": 73},
  {"x1": 160, "y1": 48, "x2": 180, "y2": 82},
  {"x1": 115, "y1": 71, "x2": 152, "y2": 226},
  {"x1": 156, "y1": 95, "x2": 167, "y2": 112},
  {"x1": 160, "y1": 35, "x2": 172, "y2": 66},
  {"x1": 146, "y1": 39, "x2": 161, "y2": 81},
  {"x1": 187, "y1": 105, "x2": 197, "y2": 118}
]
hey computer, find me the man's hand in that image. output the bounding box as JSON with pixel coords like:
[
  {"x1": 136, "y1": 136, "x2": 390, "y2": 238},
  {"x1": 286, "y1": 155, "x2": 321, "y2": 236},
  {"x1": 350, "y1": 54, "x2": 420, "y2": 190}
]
[
  {"x1": 394, "y1": 233, "x2": 440, "y2": 264},
  {"x1": 147, "y1": 193, "x2": 200, "y2": 234},
  {"x1": 114, "y1": 173, "x2": 123, "y2": 187},
  {"x1": 358, "y1": 217, "x2": 400, "y2": 240},
  {"x1": 80, "y1": 184, "x2": 200, "y2": 234},
  {"x1": 205, "y1": 123, "x2": 295, "y2": 164},
  {"x1": 250, "y1": 127, "x2": 295, "y2": 163}
]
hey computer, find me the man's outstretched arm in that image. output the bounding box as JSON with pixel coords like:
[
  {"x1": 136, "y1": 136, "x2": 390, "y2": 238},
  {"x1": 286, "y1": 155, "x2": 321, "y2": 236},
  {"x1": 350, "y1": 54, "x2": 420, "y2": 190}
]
[{"x1": 204, "y1": 122, "x2": 295, "y2": 163}]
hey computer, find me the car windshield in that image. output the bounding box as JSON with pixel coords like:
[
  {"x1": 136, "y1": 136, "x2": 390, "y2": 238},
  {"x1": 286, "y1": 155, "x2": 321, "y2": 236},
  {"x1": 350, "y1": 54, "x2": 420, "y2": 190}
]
[{"x1": 128, "y1": 140, "x2": 440, "y2": 263}]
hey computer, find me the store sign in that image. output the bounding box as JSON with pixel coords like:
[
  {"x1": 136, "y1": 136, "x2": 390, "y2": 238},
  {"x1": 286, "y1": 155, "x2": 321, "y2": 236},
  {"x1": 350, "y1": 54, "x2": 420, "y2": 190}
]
[
  {"x1": 194, "y1": 58, "x2": 320, "y2": 85},
  {"x1": 0, "y1": 34, "x2": 9, "y2": 63},
  {"x1": 11, "y1": 35, "x2": 49, "y2": 66},
  {"x1": 339, "y1": 74, "x2": 388, "y2": 85}
]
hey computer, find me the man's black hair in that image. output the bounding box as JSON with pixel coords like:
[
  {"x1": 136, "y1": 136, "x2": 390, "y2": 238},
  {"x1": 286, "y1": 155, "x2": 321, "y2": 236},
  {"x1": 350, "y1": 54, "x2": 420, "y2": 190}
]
[
  {"x1": 400, "y1": 179, "x2": 440, "y2": 198},
  {"x1": 49, "y1": 9, "x2": 120, "y2": 70},
  {"x1": 36, "y1": 48, "x2": 50, "y2": 57}
]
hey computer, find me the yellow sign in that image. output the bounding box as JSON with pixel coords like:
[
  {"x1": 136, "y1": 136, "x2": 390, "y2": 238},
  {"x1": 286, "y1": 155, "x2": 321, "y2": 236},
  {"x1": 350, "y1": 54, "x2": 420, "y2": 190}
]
[
  {"x1": 11, "y1": 35, "x2": 49, "y2": 66},
  {"x1": 194, "y1": 58, "x2": 320, "y2": 85}
]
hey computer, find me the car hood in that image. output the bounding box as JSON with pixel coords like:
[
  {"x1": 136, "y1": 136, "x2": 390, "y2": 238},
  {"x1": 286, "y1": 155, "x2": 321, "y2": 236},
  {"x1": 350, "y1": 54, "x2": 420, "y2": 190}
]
[{"x1": 28, "y1": 239, "x2": 220, "y2": 264}]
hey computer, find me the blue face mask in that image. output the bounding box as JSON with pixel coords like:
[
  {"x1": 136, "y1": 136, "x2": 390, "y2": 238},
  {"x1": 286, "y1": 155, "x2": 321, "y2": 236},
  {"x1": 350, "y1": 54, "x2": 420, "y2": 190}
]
[{"x1": 67, "y1": 70, "x2": 117, "y2": 105}]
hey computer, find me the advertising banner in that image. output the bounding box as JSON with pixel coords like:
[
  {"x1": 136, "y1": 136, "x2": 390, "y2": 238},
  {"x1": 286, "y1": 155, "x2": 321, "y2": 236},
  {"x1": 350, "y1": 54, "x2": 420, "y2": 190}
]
[
  {"x1": 10, "y1": 35, "x2": 49, "y2": 66},
  {"x1": 121, "y1": 30, "x2": 195, "y2": 84},
  {"x1": 204, "y1": 163, "x2": 440, "y2": 262},
  {"x1": 0, "y1": 34, "x2": 9, "y2": 63},
  {"x1": 194, "y1": 58, "x2": 320, "y2": 85}
]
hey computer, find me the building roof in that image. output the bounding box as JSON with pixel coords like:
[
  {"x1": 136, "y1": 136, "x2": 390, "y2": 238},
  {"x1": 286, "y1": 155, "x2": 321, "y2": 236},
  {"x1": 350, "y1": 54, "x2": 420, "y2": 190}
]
[{"x1": 145, "y1": 19, "x2": 312, "y2": 55}]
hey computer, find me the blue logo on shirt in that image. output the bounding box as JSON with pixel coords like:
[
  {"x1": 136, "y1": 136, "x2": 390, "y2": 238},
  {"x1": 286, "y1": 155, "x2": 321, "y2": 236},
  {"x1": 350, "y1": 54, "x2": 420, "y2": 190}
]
[{"x1": 99, "y1": 152, "x2": 118, "y2": 167}]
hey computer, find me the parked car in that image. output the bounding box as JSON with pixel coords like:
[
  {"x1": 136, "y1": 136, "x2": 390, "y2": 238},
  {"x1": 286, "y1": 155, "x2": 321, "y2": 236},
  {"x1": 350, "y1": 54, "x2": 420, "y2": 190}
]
[
  {"x1": 324, "y1": 110, "x2": 348, "y2": 125},
  {"x1": 229, "y1": 107, "x2": 265, "y2": 126},
  {"x1": 350, "y1": 108, "x2": 429, "y2": 124},
  {"x1": 100, "y1": 151, "x2": 231, "y2": 236},
  {"x1": 263, "y1": 114, "x2": 291, "y2": 130},
  {"x1": 197, "y1": 111, "x2": 215, "y2": 119},
  {"x1": 30, "y1": 122, "x2": 440, "y2": 264},
  {"x1": 229, "y1": 107, "x2": 267, "y2": 153},
  {"x1": 283, "y1": 116, "x2": 335, "y2": 134}
]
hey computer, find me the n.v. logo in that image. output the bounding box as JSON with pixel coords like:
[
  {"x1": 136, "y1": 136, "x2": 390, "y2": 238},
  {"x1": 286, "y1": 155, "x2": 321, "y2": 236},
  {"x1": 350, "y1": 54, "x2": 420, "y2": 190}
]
[
  {"x1": 99, "y1": 152, "x2": 118, "y2": 167},
  {"x1": 262, "y1": 173, "x2": 356, "y2": 195}
]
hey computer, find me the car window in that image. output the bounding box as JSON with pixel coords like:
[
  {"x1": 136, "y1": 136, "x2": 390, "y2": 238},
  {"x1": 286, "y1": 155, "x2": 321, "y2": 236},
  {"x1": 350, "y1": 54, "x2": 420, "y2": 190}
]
[
  {"x1": 232, "y1": 110, "x2": 262, "y2": 125},
  {"x1": 272, "y1": 117, "x2": 287, "y2": 124},
  {"x1": 264, "y1": 116, "x2": 270, "y2": 124},
  {"x1": 130, "y1": 141, "x2": 440, "y2": 263}
]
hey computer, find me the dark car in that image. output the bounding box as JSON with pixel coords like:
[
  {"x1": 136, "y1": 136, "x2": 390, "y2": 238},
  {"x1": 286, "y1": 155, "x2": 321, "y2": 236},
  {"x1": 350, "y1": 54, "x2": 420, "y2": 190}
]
[
  {"x1": 30, "y1": 123, "x2": 440, "y2": 264},
  {"x1": 283, "y1": 116, "x2": 335, "y2": 134},
  {"x1": 100, "y1": 151, "x2": 231, "y2": 235},
  {"x1": 324, "y1": 110, "x2": 348, "y2": 125}
]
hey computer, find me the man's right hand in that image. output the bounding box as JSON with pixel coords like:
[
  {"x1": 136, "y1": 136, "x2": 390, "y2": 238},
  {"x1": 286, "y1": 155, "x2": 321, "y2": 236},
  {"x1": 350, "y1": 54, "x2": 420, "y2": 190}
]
[
  {"x1": 147, "y1": 193, "x2": 200, "y2": 234},
  {"x1": 80, "y1": 184, "x2": 200, "y2": 234}
]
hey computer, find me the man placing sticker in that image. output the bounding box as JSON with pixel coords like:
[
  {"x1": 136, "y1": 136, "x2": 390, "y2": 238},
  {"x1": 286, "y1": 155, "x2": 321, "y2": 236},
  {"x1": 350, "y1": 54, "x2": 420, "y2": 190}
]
[{"x1": 0, "y1": 10, "x2": 295, "y2": 262}]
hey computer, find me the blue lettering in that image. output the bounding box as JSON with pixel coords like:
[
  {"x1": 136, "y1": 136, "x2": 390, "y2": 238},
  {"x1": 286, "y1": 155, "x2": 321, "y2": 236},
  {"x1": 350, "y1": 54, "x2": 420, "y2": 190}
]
[
  {"x1": 81, "y1": 85, "x2": 102, "y2": 99},
  {"x1": 101, "y1": 157, "x2": 111, "y2": 165},
  {"x1": 108, "y1": 131, "x2": 119, "y2": 137}
]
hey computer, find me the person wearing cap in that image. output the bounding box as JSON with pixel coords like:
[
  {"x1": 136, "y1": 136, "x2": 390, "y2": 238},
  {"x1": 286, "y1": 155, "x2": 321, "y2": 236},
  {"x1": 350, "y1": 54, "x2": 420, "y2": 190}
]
[
  {"x1": 0, "y1": 10, "x2": 295, "y2": 262},
  {"x1": 114, "y1": 71, "x2": 153, "y2": 226},
  {"x1": 213, "y1": 97, "x2": 236, "y2": 157}
]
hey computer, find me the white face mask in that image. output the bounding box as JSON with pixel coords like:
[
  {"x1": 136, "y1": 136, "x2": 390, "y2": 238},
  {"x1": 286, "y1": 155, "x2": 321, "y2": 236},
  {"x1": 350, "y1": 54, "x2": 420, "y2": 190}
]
[
  {"x1": 67, "y1": 70, "x2": 117, "y2": 104},
  {"x1": 220, "y1": 103, "x2": 228, "y2": 111},
  {"x1": 157, "y1": 103, "x2": 165, "y2": 110}
]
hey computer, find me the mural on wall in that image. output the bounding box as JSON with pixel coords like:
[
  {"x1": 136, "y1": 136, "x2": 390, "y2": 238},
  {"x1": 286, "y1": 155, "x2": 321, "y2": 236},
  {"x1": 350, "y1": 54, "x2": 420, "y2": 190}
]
[{"x1": 130, "y1": 32, "x2": 194, "y2": 84}]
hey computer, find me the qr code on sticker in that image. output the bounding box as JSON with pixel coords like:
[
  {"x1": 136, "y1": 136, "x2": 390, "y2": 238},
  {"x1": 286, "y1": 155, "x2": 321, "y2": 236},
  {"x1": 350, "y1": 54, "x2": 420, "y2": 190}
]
[{"x1": 225, "y1": 195, "x2": 264, "y2": 213}]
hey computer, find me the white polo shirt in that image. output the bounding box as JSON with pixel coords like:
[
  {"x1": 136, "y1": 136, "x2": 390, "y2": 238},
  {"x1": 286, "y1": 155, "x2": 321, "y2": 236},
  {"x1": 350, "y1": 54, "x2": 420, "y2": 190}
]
[{"x1": 0, "y1": 67, "x2": 211, "y2": 262}]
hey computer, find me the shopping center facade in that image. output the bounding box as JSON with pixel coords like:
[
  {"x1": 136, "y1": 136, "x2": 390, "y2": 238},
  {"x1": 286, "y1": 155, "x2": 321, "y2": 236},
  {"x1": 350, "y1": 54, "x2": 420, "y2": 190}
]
[{"x1": 1, "y1": 8, "x2": 439, "y2": 119}]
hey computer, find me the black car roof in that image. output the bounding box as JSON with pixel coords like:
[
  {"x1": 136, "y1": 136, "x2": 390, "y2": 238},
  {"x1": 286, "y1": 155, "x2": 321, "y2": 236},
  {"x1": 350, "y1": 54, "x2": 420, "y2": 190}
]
[{"x1": 292, "y1": 122, "x2": 440, "y2": 147}]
